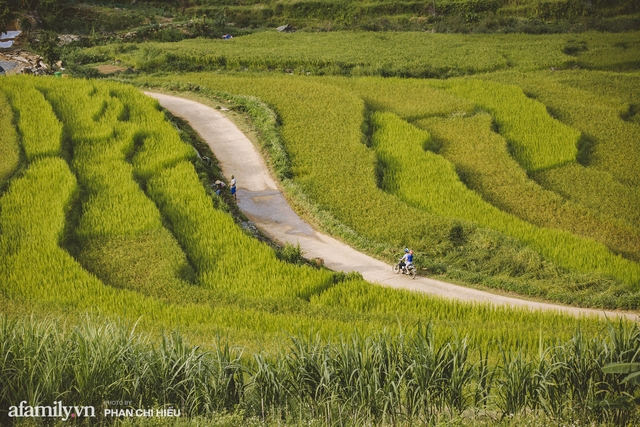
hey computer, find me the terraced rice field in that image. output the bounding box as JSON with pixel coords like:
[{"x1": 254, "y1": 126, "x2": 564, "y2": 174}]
[
  {"x1": 135, "y1": 69, "x2": 640, "y2": 308},
  {"x1": 2, "y1": 28, "x2": 640, "y2": 424}
]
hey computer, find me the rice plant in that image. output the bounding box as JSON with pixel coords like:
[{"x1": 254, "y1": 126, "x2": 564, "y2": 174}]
[
  {"x1": 481, "y1": 70, "x2": 640, "y2": 187},
  {"x1": 0, "y1": 89, "x2": 20, "y2": 185},
  {"x1": 146, "y1": 160, "x2": 336, "y2": 301},
  {"x1": 0, "y1": 75, "x2": 619, "y2": 361},
  {"x1": 534, "y1": 163, "x2": 640, "y2": 231},
  {"x1": 80, "y1": 31, "x2": 579, "y2": 77},
  {"x1": 0, "y1": 76, "x2": 62, "y2": 160}
]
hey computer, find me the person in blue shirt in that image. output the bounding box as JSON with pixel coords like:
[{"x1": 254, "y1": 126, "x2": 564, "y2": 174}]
[{"x1": 400, "y1": 248, "x2": 414, "y2": 273}]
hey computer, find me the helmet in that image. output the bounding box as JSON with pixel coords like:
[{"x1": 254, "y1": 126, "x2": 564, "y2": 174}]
[
  {"x1": 404, "y1": 248, "x2": 409, "y2": 253},
  {"x1": 409, "y1": 250, "x2": 414, "y2": 255}
]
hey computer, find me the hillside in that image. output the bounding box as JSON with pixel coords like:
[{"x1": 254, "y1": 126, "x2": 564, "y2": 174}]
[
  {"x1": 1, "y1": 0, "x2": 639, "y2": 39},
  {"x1": 184, "y1": 0, "x2": 640, "y2": 33}
]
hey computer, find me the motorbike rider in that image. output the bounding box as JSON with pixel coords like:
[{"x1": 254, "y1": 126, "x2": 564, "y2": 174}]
[{"x1": 399, "y1": 248, "x2": 414, "y2": 273}]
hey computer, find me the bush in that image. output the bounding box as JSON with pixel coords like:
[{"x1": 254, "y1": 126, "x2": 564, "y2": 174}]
[{"x1": 277, "y1": 242, "x2": 305, "y2": 265}]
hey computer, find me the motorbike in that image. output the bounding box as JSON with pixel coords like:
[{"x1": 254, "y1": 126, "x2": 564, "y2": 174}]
[{"x1": 393, "y1": 260, "x2": 417, "y2": 279}]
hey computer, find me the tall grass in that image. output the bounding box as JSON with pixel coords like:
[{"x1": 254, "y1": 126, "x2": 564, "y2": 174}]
[
  {"x1": 0, "y1": 315, "x2": 245, "y2": 421},
  {"x1": 1, "y1": 315, "x2": 638, "y2": 425}
]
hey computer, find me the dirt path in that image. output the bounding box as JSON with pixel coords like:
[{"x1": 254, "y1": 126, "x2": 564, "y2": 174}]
[{"x1": 146, "y1": 92, "x2": 638, "y2": 321}]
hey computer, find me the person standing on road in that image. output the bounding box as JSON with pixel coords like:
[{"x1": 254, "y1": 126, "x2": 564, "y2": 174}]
[{"x1": 230, "y1": 175, "x2": 237, "y2": 200}]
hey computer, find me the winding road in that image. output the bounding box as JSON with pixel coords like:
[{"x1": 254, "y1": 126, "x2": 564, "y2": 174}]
[{"x1": 146, "y1": 92, "x2": 638, "y2": 321}]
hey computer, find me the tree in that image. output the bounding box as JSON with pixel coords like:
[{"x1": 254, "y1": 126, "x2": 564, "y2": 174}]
[
  {"x1": 0, "y1": 0, "x2": 16, "y2": 34},
  {"x1": 37, "y1": 30, "x2": 59, "y2": 68},
  {"x1": 0, "y1": 0, "x2": 71, "y2": 33}
]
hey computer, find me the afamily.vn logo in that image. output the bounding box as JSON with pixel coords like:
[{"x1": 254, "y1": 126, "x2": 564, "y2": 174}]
[{"x1": 8, "y1": 401, "x2": 96, "y2": 421}]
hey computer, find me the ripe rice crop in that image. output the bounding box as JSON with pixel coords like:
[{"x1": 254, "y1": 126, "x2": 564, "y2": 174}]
[
  {"x1": 137, "y1": 73, "x2": 640, "y2": 307},
  {"x1": 556, "y1": 70, "x2": 640, "y2": 114},
  {"x1": 4, "y1": 75, "x2": 640, "y2": 427},
  {"x1": 572, "y1": 32, "x2": 640, "y2": 71},
  {"x1": 321, "y1": 75, "x2": 629, "y2": 256},
  {"x1": 37, "y1": 79, "x2": 166, "y2": 238},
  {"x1": 27, "y1": 78, "x2": 201, "y2": 295},
  {"x1": 1, "y1": 75, "x2": 619, "y2": 353},
  {"x1": 0, "y1": 163, "x2": 597, "y2": 355},
  {"x1": 0, "y1": 153, "x2": 597, "y2": 357},
  {"x1": 481, "y1": 71, "x2": 640, "y2": 187},
  {"x1": 0, "y1": 157, "x2": 77, "y2": 255},
  {"x1": 534, "y1": 163, "x2": 640, "y2": 231},
  {"x1": 440, "y1": 79, "x2": 580, "y2": 172},
  {"x1": 146, "y1": 160, "x2": 336, "y2": 301},
  {"x1": 322, "y1": 75, "x2": 476, "y2": 120},
  {"x1": 165, "y1": 75, "x2": 456, "y2": 250},
  {"x1": 325, "y1": 74, "x2": 640, "y2": 236},
  {"x1": 0, "y1": 155, "x2": 342, "y2": 349},
  {"x1": 0, "y1": 77, "x2": 335, "y2": 347},
  {"x1": 82, "y1": 31, "x2": 610, "y2": 78}
]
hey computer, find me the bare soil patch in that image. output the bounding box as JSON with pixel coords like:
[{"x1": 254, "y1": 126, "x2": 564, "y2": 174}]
[{"x1": 96, "y1": 64, "x2": 128, "y2": 74}]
